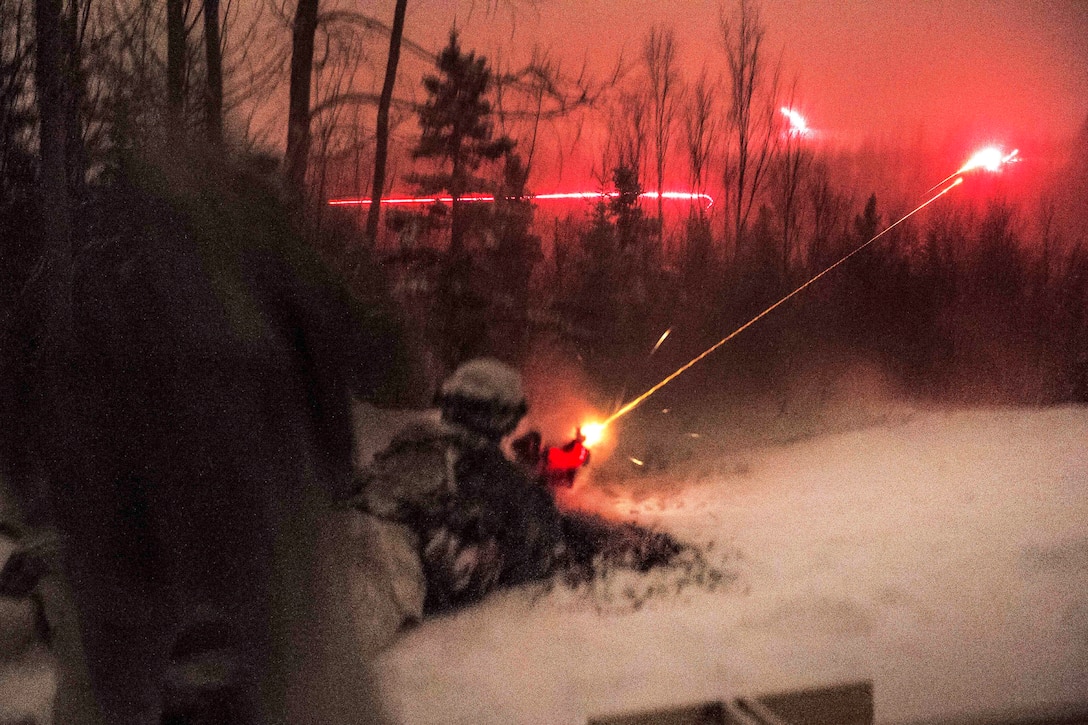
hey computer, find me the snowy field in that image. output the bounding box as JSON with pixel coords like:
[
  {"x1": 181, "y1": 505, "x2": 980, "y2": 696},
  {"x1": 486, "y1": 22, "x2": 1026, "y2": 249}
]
[
  {"x1": 361, "y1": 404, "x2": 1088, "y2": 725},
  {"x1": 2, "y1": 404, "x2": 1086, "y2": 724}
]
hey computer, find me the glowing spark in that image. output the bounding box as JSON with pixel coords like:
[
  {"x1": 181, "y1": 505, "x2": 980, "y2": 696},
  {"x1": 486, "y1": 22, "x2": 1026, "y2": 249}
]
[
  {"x1": 651, "y1": 328, "x2": 672, "y2": 354},
  {"x1": 328, "y1": 190, "x2": 715, "y2": 210},
  {"x1": 580, "y1": 421, "x2": 606, "y2": 448},
  {"x1": 591, "y1": 177, "x2": 965, "y2": 434},
  {"x1": 927, "y1": 146, "x2": 1020, "y2": 192},
  {"x1": 780, "y1": 107, "x2": 810, "y2": 136},
  {"x1": 629, "y1": 457, "x2": 645, "y2": 466},
  {"x1": 958, "y1": 146, "x2": 1019, "y2": 174}
]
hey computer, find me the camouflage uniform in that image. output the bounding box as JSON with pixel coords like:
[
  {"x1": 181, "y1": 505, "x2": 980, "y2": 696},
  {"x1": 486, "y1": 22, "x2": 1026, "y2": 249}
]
[{"x1": 344, "y1": 360, "x2": 562, "y2": 653}]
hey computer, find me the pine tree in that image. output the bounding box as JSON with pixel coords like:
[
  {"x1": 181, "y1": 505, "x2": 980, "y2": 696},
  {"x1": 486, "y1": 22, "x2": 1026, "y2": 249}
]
[{"x1": 410, "y1": 30, "x2": 513, "y2": 256}]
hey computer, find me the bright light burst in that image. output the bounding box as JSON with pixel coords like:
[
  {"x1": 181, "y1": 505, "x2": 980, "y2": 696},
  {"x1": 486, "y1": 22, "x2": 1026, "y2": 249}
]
[
  {"x1": 580, "y1": 421, "x2": 606, "y2": 448},
  {"x1": 927, "y1": 145, "x2": 1021, "y2": 193},
  {"x1": 957, "y1": 145, "x2": 1019, "y2": 174},
  {"x1": 780, "y1": 107, "x2": 811, "y2": 136}
]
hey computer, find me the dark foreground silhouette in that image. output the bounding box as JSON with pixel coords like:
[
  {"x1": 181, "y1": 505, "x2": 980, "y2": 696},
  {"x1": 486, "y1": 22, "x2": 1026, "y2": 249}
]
[{"x1": 1, "y1": 150, "x2": 407, "y2": 725}]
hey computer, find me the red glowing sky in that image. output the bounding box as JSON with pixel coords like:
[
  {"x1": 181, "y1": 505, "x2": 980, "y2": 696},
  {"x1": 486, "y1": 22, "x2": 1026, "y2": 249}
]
[
  {"x1": 282, "y1": 0, "x2": 1088, "y2": 202},
  {"x1": 397, "y1": 0, "x2": 1087, "y2": 146}
]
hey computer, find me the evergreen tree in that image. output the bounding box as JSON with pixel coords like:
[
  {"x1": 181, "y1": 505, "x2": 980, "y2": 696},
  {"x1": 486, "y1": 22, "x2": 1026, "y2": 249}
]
[
  {"x1": 410, "y1": 30, "x2": 513, "y2": 256},
  {"x1": 610, "y1": 164, "x2": 644, "y2": 252},
  {"x1": 410, "y1": 30, "x2": 513, "y2": 369}
]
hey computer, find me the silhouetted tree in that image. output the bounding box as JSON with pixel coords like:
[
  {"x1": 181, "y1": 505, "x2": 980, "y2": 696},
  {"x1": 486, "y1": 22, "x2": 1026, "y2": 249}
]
[
  {"x1": 854, "y1": 192, "x2": 880, "y2": 242},
  {"x1": 203, "y1": 0, "x2": 223, "y2": 144},
  {"x1": 804, "y1": 160, "x2": 850, "y2": 268},
  {"x1": 643, "y1": 24, "x2": 680, "y2": 240},
  {"x1": 410, "y1": 29, "x2": 513, "y2": 256},
  {"x1": 610, "y1": 163, "x2": 644, "y2": 252},
  {"x1": 773, "y1": 86, "x2": 812, "y2": 278},
  {"x1": 166, "y1": 0, "x2": 185, "y2": 138},
  {"x1": 683, "y1": 66, "x2": 717, "y2": 214},
  {"x1": 365, "y1": 0, "x2": 407, "y2": 244},
  {"x1": 31, "y1": 0, "x2": 73, "y2": 369},
  {"x1": 613, "y1": 87, "x2": 648, "y2": 186},
  {"x1": 720, "y1": 0, "x2": 781, "y2": 255},
  {"x1": 485, "y1": 151, "x2": 541, "y2": 359},
  {"x1": 0, "y1": 0, "x2": 35, "y2": 200},
  {"x1": 286, "y1": 0, "x2": 319, "y2": 199}
]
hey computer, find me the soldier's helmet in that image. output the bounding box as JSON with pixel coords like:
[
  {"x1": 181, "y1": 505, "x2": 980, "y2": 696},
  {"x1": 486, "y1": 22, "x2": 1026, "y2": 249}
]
[{"x1": 437, "y1": 358, "x2": 528, "y2": 440}]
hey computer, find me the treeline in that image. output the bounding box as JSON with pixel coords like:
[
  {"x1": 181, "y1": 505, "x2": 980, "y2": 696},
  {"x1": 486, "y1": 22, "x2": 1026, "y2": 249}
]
[
  {"x1": 3, "y1": 0, "x2": 1086, "y2": 413},
  {"x1": 380, "y1": 154, "x2": 1088, "y2": 409},
  {"x1": 342, "y1": 10, "x2": 1088, "y2": 408}
]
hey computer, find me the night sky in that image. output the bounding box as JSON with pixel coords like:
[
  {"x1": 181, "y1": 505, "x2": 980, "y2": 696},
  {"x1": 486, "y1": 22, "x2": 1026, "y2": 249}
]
[{"x1": 400, "y1": 0, "x2": 1088, "y2": 145}]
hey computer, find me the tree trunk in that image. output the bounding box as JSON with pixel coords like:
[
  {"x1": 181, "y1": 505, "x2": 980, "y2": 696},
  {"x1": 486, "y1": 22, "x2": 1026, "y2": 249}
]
[
  {"x1": 62, "y1": 0, "x2": 85, "y2": 191},
  {"x1": 32, "y1": 1, "x2": 94, "y2": 721},
  {"x1": 286, "y1": 0, "x2": 319, "y2": 200},
  {"x1": 166, "y1": 0, "x2": 185, "y2": 138},
  {"x1": 203, "y1": 0, "x2": 223, "y2": 145},
  {"x1": 365, "y1": 0, "x2": 407, "y2": 245},
  {"x1": 32, "y1": 0, "x2": 72, "y2": 357}
]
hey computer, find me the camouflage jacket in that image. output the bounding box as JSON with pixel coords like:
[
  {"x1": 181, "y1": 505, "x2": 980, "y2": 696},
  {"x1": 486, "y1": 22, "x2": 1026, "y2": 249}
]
[{"x1": 348, "y1": 417, "x2": 561, "y2": 616}]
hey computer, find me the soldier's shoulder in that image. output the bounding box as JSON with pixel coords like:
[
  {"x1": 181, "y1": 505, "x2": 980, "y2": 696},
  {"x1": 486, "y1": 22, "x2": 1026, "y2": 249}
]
[
  {"x1": 385, "y1": 415, "x2": 458, "y2": 450},
  {"x1": 350, "y1": 417, "x2": 460, "y2": 519}
]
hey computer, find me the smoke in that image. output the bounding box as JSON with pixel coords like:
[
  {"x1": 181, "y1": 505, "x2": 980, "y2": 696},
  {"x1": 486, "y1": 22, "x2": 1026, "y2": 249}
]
[{"x1": 518, "y1": 342, "x2": 616, "y2": 458}]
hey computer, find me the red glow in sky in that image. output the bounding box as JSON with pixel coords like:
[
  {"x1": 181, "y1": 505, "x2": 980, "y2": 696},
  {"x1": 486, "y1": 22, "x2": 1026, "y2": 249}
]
[
  {"x1": 401, "y1": 0, "x2": 1087, "y2": 143},
  {"x1": 367, "y1": 0, "x2": 1086, "y2": 199},
  {"x1": 290, "y1": 1, "x2": 1088, "y2": 208}
]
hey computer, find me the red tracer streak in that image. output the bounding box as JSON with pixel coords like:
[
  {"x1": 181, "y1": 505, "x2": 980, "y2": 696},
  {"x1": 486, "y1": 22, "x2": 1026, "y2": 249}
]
[{"x1": 328, "y1": 190, "x2": 715, "y2": 209}]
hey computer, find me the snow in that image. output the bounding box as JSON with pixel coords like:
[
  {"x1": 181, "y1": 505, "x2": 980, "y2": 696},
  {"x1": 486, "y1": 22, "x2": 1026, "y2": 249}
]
[
  {"x1": 361, "y1": 404, "x2": 1088, "y2": 725},
  {"x1": 2, "y1": 404, "x2": 1086, "y2": 724}
]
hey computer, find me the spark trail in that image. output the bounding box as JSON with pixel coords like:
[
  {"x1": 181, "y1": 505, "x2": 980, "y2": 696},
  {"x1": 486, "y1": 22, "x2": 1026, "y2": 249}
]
[
  {"x1": 651, "y1": 328, "x2": 672, "y2": 355},
  {"x1": 589, "y1": 177, "x2": 965, "y2": 435}
]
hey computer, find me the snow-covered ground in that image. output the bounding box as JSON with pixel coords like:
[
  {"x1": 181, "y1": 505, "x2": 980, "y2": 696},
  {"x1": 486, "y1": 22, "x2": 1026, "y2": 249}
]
[
  {"x1": 3, "y1": 404, "x2": 1086, "y2": 724},
  {"x1": 363, "y1": 404, "x2": 1088, "y2": 725}
]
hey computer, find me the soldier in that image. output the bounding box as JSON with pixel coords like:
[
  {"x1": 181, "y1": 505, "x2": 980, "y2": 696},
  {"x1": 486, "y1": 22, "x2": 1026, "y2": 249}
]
[{"x1": 343, "y1": 358, "x2": 562, "y2": 652}]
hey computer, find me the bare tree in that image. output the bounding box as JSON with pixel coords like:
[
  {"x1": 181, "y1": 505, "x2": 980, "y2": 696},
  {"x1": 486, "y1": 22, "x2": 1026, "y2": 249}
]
[
  {"x1": 643, "y1": 24, "x2": 680, "y2": 239},
  {"x1": 308, "y1": 19, "x2": 371, "y2": 237},
  {"x1": 0, "y1": 0, "x2": 34, "y2": 197},
  {"x1": 683, "y1": 65, "x2": 717, "y2": 214},
  {"x1": 491, "y1": 48, "x2": 611, "y2": 178},
  {"x1": 805, "y1": 159, "x2": 849, "y2": 268},
  {"x1": 365, "y1": 0, "x2": 406, "y2": 244},
  {"x1": 773, "y1": 83, "x2": 811, "y2": 277},
  {"x1": 615, "y1": 87, "x2": 647, "y2": 182},
  {"x1": 720, "y1": 0, "x2": 780, "y2": 255},
  {"x1": 286, "y1": 0, "x2": 318, "y2": 199}
]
